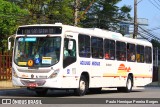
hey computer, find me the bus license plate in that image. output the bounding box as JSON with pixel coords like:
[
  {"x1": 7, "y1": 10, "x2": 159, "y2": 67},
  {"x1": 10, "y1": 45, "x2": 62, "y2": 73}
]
[{"x1": 28, "y1": 83, "x2": 37, "y2": 87}]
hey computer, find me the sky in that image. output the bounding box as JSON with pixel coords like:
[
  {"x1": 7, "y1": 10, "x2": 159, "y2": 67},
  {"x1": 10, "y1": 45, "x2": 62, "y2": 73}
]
[{"x1": 117, "y1": 0, "x2": 160, "y2": 36}]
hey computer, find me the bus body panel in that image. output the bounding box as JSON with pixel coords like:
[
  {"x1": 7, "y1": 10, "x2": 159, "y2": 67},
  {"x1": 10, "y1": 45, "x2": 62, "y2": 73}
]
[{"x1": 11, "y1": 23, "x2": 153, "y2": 91}]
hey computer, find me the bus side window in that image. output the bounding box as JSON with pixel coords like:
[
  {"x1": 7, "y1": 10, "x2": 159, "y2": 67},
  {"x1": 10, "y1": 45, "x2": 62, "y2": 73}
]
[
  {"x1": 63, "y1": 38, "x2": 76, "y2": 68},
  {"x1": 104, "y1": 39, "x2": 115, "y2": 60},
  {"x1": 64, "y1": 47, "x2": 70, "y2": 57},
  {"x1": 116, "y1": 41, "x2": 126, "y2": 61},
  {"x1": 105, "y1": 51, "x2": 110, "y2": 59},
  {"x1": 136, "y1": 54, "x2": 140, "y2": 62},
  {"x1": 136, "y1": 45, "x2": 144, "y2": 63},
  {"x1": 145, "y1": 46, "x2": 152, "y2": 63},
  {"x1": 91, "y1": 36, "x2": 103, "y2": 59},
  {"x1": 127, "y1": 43, "x2": 136, "y2": 62},
  {"x1": 78, "y1": 34, "x2": 91, "y2": 58}
]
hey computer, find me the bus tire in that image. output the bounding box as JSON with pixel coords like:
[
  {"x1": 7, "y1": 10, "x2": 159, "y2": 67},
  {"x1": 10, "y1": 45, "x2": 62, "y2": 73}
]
[
  {"x1": 117, "y1": 76, "x2": 133, "y2": 93},
  {"x1": 35, "y1": 88, "x2": 48, "y2": 96},
  {"x1": 75, "y1": 75, "x2": 88, "y2": 96}
]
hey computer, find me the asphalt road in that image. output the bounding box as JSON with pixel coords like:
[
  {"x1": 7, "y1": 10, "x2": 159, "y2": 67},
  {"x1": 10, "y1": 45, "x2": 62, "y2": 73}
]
[{"x1": 0, "y1": 87, "x2": 160, "y2": 107}]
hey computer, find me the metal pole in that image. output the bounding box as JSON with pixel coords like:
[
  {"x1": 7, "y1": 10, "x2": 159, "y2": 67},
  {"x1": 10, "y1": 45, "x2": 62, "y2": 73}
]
[
  {"x1": 133, "y1": 0, "x2": 138, "y2": 39},
  {"x1": 157, "y1": 47, "x2": 158, "y2": 67},
  {"x1": 157, "y1": 47, "x2": 160, "y2": 86}
]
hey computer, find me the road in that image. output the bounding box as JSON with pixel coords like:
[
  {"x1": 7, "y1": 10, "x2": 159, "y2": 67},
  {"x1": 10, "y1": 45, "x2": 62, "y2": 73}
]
[{"x1": 0, "y1": 87, "x2": 160, "y2": 107}]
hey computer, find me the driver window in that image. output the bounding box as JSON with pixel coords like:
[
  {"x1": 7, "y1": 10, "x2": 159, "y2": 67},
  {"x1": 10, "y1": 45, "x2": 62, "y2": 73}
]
[
  {"x1": 63, "y1": 38, "x2": 76, "y2": 58},
  {"x1": 63, "y1": 38, "x2": 76, "y2": 68},
  {"x1": 64, "y1": 39, "x2": 70, "y2": 57}
]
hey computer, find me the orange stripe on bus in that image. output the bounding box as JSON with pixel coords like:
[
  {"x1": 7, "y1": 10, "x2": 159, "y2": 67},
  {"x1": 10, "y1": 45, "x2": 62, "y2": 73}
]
[
  {"x1": 134, "y1": 74, "x2": 152, "y2": 78},
  {"x1": 103, "y1": 73, "x2": 127, "y2": 77},
  {"x1": 103, "y1": 73, "x2": 152, "y2": 78}
]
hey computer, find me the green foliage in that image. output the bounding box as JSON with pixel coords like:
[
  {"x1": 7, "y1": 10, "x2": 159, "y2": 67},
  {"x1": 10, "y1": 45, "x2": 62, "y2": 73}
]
[
  {"x1": 80, "y1": 0, "x2": 131, "y2": 31},
  {"x1": 0, "y1": 0, "x2": 131, "y2": 51},
  {"x1": 0, "y1": 0, "x2": 29, "y2": 51},
  {"x1": 45, "y1": 0, "x2": 74, "y2": 25},
  {"x1": 8, "y1": 0, "x2": 131, "y2": 29},
  {"x1": 151, "y1": 39, "x2": 160, "y2": 48},
  {"x1": 0, "y1": 0, "x2": 28, "y2": 35},
  {"x1": 13, "y1": 0, "x2": 74, "y2": 25}
]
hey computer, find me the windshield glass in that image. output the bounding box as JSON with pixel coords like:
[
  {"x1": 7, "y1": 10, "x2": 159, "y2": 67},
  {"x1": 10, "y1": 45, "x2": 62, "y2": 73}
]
[{"x1": 14, "y1": 37, "x2": 61, "y2": 67}]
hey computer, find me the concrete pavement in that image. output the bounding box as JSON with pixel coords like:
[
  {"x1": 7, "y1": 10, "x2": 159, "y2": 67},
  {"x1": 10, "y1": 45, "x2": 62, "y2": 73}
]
[{"x1": 0, "y1": 80, "x2": 159, "y2": 89}]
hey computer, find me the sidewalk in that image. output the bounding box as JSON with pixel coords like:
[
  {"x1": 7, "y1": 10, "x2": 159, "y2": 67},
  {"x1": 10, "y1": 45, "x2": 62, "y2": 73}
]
[
  {"x1": 0, "y1": 80, "x2": 17, "y2": 89},
  {"x1": 146, "y1": 81, "x2": 160, "y2": 87}
]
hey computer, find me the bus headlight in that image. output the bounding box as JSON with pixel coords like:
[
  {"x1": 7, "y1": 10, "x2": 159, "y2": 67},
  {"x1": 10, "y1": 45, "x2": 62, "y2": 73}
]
[
  {"x1": 49, "y1": 69, "x2": 60, "y2": 78},
  {"x1": 12, "y1": 68, "x2": 19, "y2": 78}
]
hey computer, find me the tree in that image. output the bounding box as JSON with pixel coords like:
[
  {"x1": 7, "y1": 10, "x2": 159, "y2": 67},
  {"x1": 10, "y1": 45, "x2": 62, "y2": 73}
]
[
  {"x1": 151, "y1": 39, "x2": 160, "y2": 48},
  {"x1": 10, "y1": 0, "x2": 48, "y2": 24},
  {"x1": 11, "y1": 0, "x2": 131, "y2": 30},
  {"x1": 80, "y1": 0, "x2": 131, "y2": 32},
  {"x1": 12, "y1": 0, "x2": 75, "y2": 25},
  {"x1": 45, "y1": 0, "x2": 74, "y2": 25},
  {"x1": 0, "y1": 0, "x2": 29, "y2": 51}
]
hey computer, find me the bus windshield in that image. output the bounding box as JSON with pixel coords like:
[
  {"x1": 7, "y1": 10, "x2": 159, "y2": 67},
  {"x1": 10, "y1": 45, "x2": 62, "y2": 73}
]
[{"x1": 14, "y1": 37, "x2": 61, "y2": 67}]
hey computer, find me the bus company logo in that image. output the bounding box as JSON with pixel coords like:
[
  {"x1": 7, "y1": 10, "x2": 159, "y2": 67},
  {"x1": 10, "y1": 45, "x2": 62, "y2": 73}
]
[
  {"x1": 80, "y1": 61, "x2": 100, "y2": 66},
  {"x1": 118, "y1": 64, "x2": 131, "y2": 72},
  {"x1": 80, "y1": 61, "x2": 90, "y2": 65}
]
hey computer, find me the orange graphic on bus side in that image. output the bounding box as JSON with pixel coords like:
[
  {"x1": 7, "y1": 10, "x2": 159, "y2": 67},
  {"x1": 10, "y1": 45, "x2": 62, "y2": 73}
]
[{"x1": 118, "y1": 64, "x2": 131, "y2": 72}]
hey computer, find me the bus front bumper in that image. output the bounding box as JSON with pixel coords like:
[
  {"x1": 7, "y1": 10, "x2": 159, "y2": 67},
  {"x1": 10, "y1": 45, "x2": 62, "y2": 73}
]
[{"x1": 12, "y1": 76, "x2": 62, "y2": 88}]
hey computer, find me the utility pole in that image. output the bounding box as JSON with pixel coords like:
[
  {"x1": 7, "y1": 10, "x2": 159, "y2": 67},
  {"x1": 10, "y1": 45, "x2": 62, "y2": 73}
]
[
  {"x1": 133, "y1": 0, "x2": 138, "y2": 39},
  {"x1": 74, "y1": 0, "x2": 79, "y2": 26}
]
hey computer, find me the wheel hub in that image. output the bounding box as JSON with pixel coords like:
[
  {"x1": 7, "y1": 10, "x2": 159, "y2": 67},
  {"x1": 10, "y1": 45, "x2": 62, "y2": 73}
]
[
  {"x1": 127, "y1": 79, "x2": 132, "y2": 90},
  {"x1": 80, "y1": 80, "x2": 85, "y2": 91}
]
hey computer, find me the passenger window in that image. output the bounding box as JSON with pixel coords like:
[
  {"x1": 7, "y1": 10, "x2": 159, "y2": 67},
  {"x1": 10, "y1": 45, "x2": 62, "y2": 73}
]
[
  {"x1": 91, "y1": 37, "x2": 103, "y2": 59},
  {"x1": 78, "y1": 34, "x2": 91, "y2": 58},
  {"x1": 127, "y1": 43, "x2": 136, "y2": 62},
  {"x1": 136, "y1": 45, "x2": 144, "y2": 63},
  {"x1": 116, "y1": 41, "x2": 126, "y2": 61},
  {"x1": 104, "y1": 39, "x2": 115, "y2": 60},
  {"x1": 145, "y1": 46, "x2": 152, "y2": 63}
]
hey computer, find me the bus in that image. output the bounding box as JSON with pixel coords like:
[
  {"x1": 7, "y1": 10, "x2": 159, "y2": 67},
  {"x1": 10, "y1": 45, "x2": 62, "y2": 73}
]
[{"x1": 8, "y1": 23, "x2": 153, "y2": 96}]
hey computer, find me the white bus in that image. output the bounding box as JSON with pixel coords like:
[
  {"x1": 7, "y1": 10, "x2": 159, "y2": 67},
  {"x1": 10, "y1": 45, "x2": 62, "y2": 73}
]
[{"x1": 8, "y1": 23, "x2": 153, "y2": 96}]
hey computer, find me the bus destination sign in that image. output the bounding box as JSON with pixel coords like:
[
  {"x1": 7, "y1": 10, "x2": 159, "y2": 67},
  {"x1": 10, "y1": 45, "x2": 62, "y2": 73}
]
[{"x1": 17, "y1": 26, "x2": 62, "y2": 35}]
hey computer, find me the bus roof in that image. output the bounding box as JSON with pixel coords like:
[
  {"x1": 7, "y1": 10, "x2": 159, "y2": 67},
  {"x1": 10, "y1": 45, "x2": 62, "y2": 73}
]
[
  {"x1": 18, "y1": 23, "x2": 63, "y2": 27},
  {"x1": 17, "y1": 23, "x2": 152, "y2": 47}
]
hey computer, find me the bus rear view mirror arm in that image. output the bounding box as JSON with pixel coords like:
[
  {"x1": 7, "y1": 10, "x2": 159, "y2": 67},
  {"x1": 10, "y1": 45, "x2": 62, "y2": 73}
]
[{"x1": 8, "y1": 34, "x2": 15, "y2": 50}]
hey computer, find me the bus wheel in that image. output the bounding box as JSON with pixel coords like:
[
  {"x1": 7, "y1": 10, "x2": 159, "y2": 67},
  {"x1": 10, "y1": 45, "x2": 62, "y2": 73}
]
[
  {"x1": 35, "y1": 89, "x2": 48, "y2": 96},
  {"x1": 117, "y1": 76, "x2": 133, "y2": 93},
  {"x1": 75, "y1": 75, "x2": 88, "y2": 96}
]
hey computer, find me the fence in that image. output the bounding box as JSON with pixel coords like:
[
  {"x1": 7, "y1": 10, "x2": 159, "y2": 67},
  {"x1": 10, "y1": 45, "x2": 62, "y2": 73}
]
[{"x1": 0, "y1": 51, "x2": 12, "y2": 80}]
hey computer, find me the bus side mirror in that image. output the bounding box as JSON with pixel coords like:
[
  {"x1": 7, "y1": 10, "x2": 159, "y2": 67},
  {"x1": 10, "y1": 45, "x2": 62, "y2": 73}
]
[
  {"x1": 68, "y1": 41, "x2": 73, "y2": 50},
  {"x1": 8, "y1": 34, "x2": 15, "y2": 50},
  {"x1": 8, "y1": 41, "x2": 11, "y2": 50}
]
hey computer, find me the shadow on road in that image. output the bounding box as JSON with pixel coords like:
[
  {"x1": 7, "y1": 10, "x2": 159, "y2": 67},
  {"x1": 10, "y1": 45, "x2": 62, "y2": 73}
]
[{"x1": 0, "y1": 88, "x2": 143, "y2": 98}]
